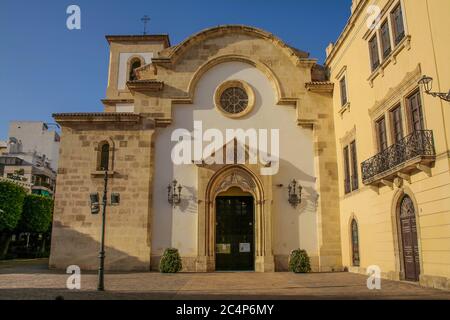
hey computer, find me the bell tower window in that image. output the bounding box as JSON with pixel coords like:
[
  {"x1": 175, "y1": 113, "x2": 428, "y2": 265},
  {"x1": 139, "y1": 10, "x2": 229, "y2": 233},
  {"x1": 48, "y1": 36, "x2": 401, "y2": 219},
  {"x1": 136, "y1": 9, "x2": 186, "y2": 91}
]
[{"x1": 129, "y1": 58, "x2": 142, "y2": 81}]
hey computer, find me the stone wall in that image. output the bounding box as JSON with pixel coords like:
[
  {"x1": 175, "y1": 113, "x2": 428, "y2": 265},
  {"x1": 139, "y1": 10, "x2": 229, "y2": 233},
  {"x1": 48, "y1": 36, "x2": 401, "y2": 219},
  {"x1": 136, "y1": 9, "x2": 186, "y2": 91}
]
[{"x1": 49, "y1": 117, "x2": 155, "y2": 271}]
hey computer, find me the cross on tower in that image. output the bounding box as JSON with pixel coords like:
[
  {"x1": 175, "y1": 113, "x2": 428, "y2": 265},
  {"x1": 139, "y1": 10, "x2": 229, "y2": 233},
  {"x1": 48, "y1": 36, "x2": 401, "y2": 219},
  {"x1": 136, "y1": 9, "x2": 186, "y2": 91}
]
[{"x1": 141, "y1": 15, "x2": 150, "y2": 35}]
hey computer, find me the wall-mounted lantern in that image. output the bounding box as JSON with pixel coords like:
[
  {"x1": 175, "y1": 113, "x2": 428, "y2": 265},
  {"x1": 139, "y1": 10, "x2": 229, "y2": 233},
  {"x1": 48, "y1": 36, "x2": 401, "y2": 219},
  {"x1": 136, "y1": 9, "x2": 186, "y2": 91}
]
[
  {"x1": 90, "y1": 193, "x2": 100, "y2": 214},
  {"x1": 111, "y1": 193, "x2": 120, "y2": 206},
  {"x1": 418, "y1": 75, "x2": 450, "y2": 102},
  {"x1": 288, "y1": 179, "x2": 302, "y2": 208},
  {"x1": 168, "y1": 180, "x2": 183, "y2": 207}
]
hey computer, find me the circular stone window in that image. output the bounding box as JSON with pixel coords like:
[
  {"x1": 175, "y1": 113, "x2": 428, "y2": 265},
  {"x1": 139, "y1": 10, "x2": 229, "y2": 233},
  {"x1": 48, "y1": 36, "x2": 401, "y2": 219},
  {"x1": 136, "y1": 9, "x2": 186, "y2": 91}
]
[{"x1": 214, "y1": 80, "x2": 255, "y2": 118}]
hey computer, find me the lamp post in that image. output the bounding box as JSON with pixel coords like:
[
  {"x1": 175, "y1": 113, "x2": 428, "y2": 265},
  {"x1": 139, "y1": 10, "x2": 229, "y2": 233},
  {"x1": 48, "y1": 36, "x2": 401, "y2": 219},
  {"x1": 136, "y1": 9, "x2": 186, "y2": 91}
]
[
  {"x1": 418, "y1": 76, "x2": 450, "y2": 102},
  {"x1": 97, "y1": 170, "x2": 108, "y2": 291},
  {"x1": 89, "y1": 170, "x2": 120, "y2": 291}
]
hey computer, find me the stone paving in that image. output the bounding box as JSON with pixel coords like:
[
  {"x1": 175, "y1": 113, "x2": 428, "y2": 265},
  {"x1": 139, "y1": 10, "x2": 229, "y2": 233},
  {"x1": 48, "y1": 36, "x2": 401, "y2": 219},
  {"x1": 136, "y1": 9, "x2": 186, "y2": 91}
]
[{"x1": 0, "y1": 259, "x2": 449, "y2": 300}]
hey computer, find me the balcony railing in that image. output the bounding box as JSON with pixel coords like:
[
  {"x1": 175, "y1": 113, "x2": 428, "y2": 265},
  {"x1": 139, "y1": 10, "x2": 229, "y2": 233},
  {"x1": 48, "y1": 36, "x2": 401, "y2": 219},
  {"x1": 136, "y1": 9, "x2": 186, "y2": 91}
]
[{"x1": 361, "y1": 130, "x2": 436, "y2": 185}]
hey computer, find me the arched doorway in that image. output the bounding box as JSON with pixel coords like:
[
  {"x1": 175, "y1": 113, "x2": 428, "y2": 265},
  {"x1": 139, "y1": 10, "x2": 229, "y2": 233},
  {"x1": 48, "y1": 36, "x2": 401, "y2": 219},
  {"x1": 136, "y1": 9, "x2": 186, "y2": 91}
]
[
  {"x1": 215, "y1": 187, "x2": 255, "y2": 271},
  {"x1": 399, "y1": 195, "x2": 420, "y2": 281},
  {"x1": 197, "y1": 165, "x2": 274, "y2": 272}
]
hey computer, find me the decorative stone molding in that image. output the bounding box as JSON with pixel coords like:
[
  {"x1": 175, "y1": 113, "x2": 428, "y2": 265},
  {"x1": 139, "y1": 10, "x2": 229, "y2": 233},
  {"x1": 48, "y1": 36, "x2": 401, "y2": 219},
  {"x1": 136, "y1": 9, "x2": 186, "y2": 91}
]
[
  {"x1": 53, "y1": 113, "x2": 141, "y2": 123},
  {"x1": 339, "y1": 126, "x2": 357, "y2": 147},
  {"x1": 105, "y1": 35, "x2": 170, "y2": 48},
  {"x1": 367, "y1": 36, "x2": 412, "y2": 87},
  {"x1": 368, "y1": 63, "x2": 421, "y2": 119},
  {"x1": 212, "y1": 170, "x2": 257, "y2": 196},
  {"x1": 305, "y1": 82, "x2": 334, "y2": 93},
  {"x1": 127, "y1": 80, "x2": 164, "y2": 92}
]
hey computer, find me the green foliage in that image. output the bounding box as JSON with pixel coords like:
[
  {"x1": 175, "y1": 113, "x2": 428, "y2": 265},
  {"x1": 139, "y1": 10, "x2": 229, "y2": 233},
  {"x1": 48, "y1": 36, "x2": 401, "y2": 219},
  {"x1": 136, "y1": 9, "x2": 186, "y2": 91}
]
[
  {"x1": 19, "y1": 194, "x2": 53, "y2": 233},
  {"x1": 289, "y1": 249, "x2": 312, "y2": 273},
  {"x1": 0, "y1": 180, "x2": 26, "y2": 232},
  {"x1": 159, "y1": 248, "x2": 183, "y2": 273}
]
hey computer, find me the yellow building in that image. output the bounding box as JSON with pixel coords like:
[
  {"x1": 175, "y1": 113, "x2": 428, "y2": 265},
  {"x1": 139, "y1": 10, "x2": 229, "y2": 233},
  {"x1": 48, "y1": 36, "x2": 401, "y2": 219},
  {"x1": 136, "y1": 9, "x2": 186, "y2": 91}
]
[{"x1": 326, "y1": 0, "x2": 450, "y2": 289}]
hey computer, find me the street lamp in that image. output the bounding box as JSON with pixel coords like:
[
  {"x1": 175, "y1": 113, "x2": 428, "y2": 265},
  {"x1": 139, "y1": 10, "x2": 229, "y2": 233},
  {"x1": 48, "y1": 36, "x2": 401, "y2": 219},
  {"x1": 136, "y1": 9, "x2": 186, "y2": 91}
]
[
  {"x1": 88, "y1": 170, "x2": 120, "y2": 291},
  {"x1": 418, "y1": 75, "x2": 450, "y2": 102}
]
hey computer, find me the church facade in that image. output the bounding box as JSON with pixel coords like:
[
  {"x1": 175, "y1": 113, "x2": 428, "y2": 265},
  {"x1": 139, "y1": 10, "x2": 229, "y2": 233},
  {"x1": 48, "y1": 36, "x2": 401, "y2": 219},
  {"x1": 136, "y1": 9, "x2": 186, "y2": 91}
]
[{"x1": 50, "y1": 0, "x2": 450, "y2": 290}]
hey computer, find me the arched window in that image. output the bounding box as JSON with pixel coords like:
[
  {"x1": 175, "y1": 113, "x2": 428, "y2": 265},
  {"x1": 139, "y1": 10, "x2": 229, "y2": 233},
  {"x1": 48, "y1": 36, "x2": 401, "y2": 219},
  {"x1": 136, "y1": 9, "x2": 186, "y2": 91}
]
[
  {"x1": 99, "y1": 143, "x2": 110, "y2": 171},
  {"x1": 351, "y1": 219, "x2": 360, "y2": 266},
  {"x1": 129, "y1": 58, "x2": 142, "y2": 81}
]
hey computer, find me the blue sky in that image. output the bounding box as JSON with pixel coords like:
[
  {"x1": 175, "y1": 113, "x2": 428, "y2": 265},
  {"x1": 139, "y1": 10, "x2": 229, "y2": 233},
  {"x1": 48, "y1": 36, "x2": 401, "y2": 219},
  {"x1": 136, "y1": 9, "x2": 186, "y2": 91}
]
[{"x1": 0, "y1": 0, "x2": 351, "y2": 139}]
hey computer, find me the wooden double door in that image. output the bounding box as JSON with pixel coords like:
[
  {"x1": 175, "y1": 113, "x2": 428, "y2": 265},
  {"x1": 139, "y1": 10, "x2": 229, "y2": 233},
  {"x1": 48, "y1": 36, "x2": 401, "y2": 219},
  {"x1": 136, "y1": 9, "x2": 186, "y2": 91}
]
[{"x1": 215, "y1": 196, "x2": 254, "y2": 271}]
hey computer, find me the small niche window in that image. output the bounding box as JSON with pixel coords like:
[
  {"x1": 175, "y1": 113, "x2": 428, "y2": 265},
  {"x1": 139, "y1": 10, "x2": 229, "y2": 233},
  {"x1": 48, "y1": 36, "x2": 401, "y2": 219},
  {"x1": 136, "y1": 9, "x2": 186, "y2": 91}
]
[
  {"x1": 129, "y1": 58, "x2": 142, "y2": 81},
  {"x1": 340, "y1": 75, "x2": 348, "y2": 107},
  {"x1": 98, "y1": 142, "x2": 110, "y2": 171},
  {"x1": 351, "y1": 219, "x2": 360, "y2": 267}
]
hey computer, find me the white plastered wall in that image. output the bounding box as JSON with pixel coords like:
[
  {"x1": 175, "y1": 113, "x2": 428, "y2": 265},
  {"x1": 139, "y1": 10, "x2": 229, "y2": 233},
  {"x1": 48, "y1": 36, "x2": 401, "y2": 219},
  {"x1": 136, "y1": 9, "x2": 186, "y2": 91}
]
[{"x1": 152, "y1": 62, "x2": 318, "y2": 260}]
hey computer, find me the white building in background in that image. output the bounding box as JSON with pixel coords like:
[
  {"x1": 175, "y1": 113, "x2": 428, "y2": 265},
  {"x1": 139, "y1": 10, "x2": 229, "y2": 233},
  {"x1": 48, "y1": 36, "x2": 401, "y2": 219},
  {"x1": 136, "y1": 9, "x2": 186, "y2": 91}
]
[
  {"x1": 0, "y1": 121, "x2": 60, "y2": 197},
  {"x1": 7, "y1": 121, "x2": 60, "y2": 171}
]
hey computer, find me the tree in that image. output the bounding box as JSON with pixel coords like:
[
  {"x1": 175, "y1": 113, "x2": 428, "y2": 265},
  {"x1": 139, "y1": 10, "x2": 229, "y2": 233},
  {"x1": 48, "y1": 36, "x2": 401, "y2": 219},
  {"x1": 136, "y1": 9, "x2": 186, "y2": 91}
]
[
  {"x1": 0, "y1": 180, "x2": 26, "y2": 259},
  {"x1": 19, "y1": 194, "x2": 53, "y2": 234},
  {"x1": 17, "y1": 194, "x2": 54, "y2": 256}
]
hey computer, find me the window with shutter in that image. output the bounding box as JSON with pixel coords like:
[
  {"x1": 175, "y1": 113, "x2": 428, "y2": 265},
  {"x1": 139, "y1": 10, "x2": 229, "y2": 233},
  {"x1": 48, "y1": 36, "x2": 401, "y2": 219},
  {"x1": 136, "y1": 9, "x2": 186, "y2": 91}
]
[
  {"x1": 391, "y1": 4, "x2": 405, "y2": 45},
  {"x1": 391, "y1": 105, "x2": 404, "y2": 143},
  {"x1": 407, "y1": 90, "x2": 424, "y2": 131},
  {"x1": 369, "y1": 35, "x2": 380, "y2": 71},
  {"x1": 350, "y1": 141, "x2": 359, "y2": 191},
  {"x1": 380, "y1": 20, "x2": 392, "y2": 59},
  {"x1": 376, "y1": 117, "x2": 388, "y2": 151},
  {"x1": 340, "y1": 76, "x2": 348, "y2": 106},
  {"x1": 343, "y1": 146, "x2": 351, "y2": 194}
]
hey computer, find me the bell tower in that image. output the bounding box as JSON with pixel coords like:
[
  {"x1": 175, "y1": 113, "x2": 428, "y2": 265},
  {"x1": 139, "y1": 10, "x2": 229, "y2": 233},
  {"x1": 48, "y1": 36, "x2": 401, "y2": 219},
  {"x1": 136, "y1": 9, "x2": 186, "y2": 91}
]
[{"x1": 102, "y1": 34, "x2": 170, "y2": 113}]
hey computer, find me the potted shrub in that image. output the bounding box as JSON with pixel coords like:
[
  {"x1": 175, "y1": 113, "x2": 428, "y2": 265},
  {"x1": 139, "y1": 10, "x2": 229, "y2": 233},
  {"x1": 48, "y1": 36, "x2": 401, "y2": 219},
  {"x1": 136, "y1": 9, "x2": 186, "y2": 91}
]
[
  {"x1": 159, "y1": 248, "x2": 182, "y2": 273},
  {"x1": 289, "y1": 249, "x2": 311, "y2": 273}
]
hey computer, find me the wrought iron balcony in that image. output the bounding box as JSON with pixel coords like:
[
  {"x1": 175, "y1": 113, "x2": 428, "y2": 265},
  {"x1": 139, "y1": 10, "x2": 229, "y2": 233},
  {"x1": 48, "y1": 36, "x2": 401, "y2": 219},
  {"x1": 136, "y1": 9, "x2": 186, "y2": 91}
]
[{"x1": 361, "y1": 130, "x2": 436, "y2": 185}]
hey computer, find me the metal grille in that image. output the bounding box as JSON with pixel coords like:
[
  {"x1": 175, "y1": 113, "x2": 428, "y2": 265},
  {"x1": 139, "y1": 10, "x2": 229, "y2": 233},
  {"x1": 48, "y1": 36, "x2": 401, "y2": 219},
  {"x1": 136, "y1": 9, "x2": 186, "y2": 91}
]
[{"x1": 220, "y1": 87, "x2": 249, "y2": 114}]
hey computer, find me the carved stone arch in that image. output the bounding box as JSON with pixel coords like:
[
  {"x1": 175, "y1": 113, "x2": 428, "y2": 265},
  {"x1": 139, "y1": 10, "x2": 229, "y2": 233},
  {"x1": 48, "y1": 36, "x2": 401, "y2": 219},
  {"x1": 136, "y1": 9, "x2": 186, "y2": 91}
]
[
  {"x1": 182, "y1": 55, "x2": 284, "y2": 105},
  {"x1": 390, "y1": 187, "x2": 423, "y2": 281},
  {"x1": 197, "y1": 165, "x2": 274, "y2": 272},
  {"x1": 161, "y1": 25, "x2": 308, "y2": 66},
  {"x1": 207, "y1": 165, "x2": 264, "y2": 201}
]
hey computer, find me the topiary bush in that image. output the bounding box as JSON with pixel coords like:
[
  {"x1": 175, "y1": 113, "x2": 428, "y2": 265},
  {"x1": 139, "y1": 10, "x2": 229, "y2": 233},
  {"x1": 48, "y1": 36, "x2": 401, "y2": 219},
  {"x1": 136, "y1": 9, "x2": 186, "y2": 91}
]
[
  {"x1": 159, "y1": 248, "x2": 182, "y2": 273},
  {"x1": 289, "y1": 249, "x2": 312, "y2": 273}
]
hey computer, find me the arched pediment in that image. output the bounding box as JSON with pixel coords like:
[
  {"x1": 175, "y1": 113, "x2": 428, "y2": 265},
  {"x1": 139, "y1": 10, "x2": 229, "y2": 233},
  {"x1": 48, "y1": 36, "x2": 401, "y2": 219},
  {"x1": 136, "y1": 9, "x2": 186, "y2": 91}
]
[{"x1": 155, "y1": 25, "x2": 310, "y2": 66}]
